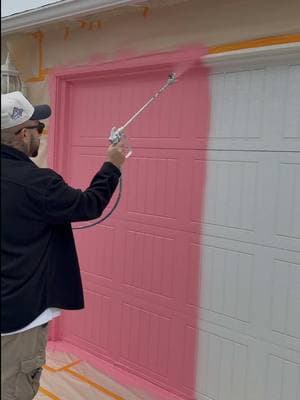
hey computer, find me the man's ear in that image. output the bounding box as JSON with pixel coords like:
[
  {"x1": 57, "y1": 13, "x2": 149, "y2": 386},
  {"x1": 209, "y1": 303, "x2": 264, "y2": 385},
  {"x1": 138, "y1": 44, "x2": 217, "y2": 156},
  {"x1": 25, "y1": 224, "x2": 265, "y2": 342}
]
[{"x1": 19, "y1": 128, "x2": 29, "y2": 140}]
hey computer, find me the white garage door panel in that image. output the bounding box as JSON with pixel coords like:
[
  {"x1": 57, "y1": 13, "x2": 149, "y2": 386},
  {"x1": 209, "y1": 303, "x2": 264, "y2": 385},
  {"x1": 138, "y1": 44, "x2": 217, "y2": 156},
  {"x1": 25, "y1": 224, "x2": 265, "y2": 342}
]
[
  {"x1": 199, "y1": 235, "x2": 300, "y2": 350},
  {"x1": 276, "y1": 156, "x2": 300, "y2": 241},
  {"x1": 197, "y1": 59, "x2": 300, "y2": 400},
  {"x1": 196, "y1": 320, "x2": 300, "y2": 400},
  {"x1": 209, "y1": 64, "x2": 300, "y2": 151},
  {"x1": 202, "y1": 151, "x2": 300, "y2": 252}
]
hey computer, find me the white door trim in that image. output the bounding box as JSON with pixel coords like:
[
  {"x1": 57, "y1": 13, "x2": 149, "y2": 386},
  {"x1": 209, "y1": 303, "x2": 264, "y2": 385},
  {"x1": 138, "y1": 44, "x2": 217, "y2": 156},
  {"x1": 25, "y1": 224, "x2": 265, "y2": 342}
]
[{"x1": 204, "y1": 42, "x2": 300, "y2": 71}]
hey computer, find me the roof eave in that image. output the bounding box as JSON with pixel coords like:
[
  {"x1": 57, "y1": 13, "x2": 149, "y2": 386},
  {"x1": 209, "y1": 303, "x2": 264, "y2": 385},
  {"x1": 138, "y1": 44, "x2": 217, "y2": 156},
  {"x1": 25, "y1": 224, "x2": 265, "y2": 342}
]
[{"x1": 1, "y1": 0, "x2": 135, "y2": 35}]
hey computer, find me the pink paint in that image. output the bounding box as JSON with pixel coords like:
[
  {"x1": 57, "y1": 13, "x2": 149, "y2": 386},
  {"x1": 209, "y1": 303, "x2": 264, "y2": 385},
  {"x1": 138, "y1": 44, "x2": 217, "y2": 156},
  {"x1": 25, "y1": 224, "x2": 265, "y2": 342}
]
[
  {"x1": 47, "y1": 340, "x2": 184, "y2": 400},
  {"x1": 172, "y1": 61, "x2": 197, "y2": 79},
  {"x1": 48, "y1": 46, "x2": 210, "y2": 399}
]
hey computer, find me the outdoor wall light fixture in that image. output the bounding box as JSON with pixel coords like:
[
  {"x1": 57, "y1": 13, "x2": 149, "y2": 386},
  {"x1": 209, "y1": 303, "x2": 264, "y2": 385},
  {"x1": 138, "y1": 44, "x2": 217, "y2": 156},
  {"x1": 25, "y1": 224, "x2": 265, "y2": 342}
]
[{"x1": 1, "y1": 53, "x2": 25, "y2": 95}]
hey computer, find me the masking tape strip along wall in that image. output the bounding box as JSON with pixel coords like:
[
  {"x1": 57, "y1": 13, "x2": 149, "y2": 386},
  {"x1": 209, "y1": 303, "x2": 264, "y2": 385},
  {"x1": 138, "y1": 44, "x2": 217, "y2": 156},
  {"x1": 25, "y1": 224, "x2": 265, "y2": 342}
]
[
  {"x1": 40, "y1": 360, "x2": 126, "y2": 400},
  {"x1": 65, "y1": 368, "x2": 126, "y2": 400},
  {"x1": 39, "y1": 386, "x2": 61, "y2": 400},
  {"x1": 43, "y1": 359, "x2": 81, "y2": 372},
  {"x1": 27, "y1": 33, "x2": 300, "y2": 82},
  {"x1": 208, "y1": 33, "x2": 300, "y2": 54}
]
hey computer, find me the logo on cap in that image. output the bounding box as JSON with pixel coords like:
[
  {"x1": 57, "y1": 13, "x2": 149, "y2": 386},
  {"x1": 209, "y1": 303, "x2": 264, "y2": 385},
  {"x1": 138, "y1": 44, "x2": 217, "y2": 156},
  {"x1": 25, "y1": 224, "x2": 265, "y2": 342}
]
[{"x1": 11, "y1": 107, "x2": 24, "y2": 120}]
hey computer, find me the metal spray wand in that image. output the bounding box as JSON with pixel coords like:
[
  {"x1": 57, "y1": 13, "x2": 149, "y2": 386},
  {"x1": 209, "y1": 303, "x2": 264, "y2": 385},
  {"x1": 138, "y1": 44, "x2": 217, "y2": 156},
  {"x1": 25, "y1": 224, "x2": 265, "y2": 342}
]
[
  {"x1": 73, "y1": 72, "x2": 177, "y2": 230},
  {"x1": 108, "y1": 72, "x2": 177, "y2": 157}
]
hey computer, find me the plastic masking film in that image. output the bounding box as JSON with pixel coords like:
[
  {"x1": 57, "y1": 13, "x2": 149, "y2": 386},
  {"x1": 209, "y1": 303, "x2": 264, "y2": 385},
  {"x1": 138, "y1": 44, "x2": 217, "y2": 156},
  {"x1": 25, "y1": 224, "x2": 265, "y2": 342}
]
[{"x1": 36, "y1": 350, "x2": 146, "y2": 400}]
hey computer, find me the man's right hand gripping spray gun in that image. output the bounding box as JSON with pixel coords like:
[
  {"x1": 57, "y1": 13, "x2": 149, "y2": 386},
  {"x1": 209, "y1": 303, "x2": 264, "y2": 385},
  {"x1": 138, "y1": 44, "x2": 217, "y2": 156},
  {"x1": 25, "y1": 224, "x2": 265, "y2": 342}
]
[{"x1": 73, "y1": 72, "x2": 177, "y2": 230}]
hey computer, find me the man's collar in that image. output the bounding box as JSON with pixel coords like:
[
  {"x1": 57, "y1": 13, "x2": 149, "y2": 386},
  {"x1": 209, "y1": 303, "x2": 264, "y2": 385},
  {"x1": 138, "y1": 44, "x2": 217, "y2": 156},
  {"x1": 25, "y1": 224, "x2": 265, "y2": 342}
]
[{"x1": 1, "y1": 144, "x2": 32, "y2": 163}]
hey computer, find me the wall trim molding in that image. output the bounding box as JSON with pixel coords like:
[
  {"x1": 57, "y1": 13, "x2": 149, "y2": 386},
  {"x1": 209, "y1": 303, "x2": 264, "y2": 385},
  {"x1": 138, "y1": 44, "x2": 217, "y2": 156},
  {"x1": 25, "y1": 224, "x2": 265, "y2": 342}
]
[
  {"x1": 204, "y1": 42, "x2": 300, "y2": 71},
  {"x1": 208, "y1": 34, "x2": 300, "y2": 54}
]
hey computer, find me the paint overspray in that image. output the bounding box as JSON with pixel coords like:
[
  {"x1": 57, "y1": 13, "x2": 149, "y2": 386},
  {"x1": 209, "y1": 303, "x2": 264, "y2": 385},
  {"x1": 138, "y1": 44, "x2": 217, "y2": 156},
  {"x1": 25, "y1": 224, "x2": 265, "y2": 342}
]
[
  {"x1": 172, "y1": 59, "x2": 199, "y2": 79},
  {"x1": 108, "y1": 56, "x2": 202, "y2": 150}
]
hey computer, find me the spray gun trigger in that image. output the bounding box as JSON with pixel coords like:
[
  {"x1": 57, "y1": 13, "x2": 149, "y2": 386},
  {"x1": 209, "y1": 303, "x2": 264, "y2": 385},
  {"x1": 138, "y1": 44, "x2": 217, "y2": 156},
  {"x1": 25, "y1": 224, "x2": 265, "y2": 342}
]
[
  {"x1": 109, "y1": 127, "x2": 132, "y2": 158},
  {"x1": 109, "y1": 126, "x2": 124, "y2": 144}
]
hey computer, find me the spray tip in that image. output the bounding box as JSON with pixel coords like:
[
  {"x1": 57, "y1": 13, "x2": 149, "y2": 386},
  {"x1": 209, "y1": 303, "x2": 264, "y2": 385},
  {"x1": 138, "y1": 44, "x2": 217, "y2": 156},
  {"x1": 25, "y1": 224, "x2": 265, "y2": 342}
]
[{"x1": 167, "y1": 72, "x2": 176, "y2": 84}]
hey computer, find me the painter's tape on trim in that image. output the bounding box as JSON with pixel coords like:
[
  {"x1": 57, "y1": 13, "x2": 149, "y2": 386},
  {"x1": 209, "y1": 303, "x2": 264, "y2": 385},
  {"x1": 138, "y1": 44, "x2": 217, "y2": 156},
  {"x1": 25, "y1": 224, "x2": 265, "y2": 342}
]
[{"x1": 209, "y1": 33, "x2": 300, "y2": 54}]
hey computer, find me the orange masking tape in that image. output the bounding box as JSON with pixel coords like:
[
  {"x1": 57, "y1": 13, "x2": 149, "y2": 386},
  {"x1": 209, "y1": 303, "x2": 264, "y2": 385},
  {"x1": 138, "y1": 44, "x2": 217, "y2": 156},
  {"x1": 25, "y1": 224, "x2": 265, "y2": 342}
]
[
  {"x1": 43, "y1": 361, "x2": 125, "y2": 400},
  {"x1": 43, "y1": 360, "x2": 81, "y2": 372},
  {"x1": 64, "y1": 27, "x2": 70, "y2": 40},
  {"x1": 39, "y1": 386, "x2": 61, "y2": 400},
  {"x1": 209, "y1": 33, "x2": 300, "y2": 54},
  {"x1": 43, "y1": 364, "x2": 57, "y2": 372},
  {"x1": 26, "y1": 33, "x2": 300, "y2": 83},
  {"x1": 59, "y1": 360, "x2": 81, "y2": 371},
  {"x1": 65, "y1": 368, "x2": 126, "y2": 400},
  {"x1": 79, "y1": 20, "x2": 87, "y2": 29},
  {"x1": 27, "y1": 30, "x2": 50, "y2": 82},
  {"x1": 143, "y1": 6, "x2": 150, "y2": 18}
]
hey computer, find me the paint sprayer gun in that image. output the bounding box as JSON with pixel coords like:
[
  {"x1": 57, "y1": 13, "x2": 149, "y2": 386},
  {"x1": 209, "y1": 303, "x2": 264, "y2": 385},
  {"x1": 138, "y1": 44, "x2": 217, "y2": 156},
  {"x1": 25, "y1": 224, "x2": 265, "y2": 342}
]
[
  {"x1": 109, "y1": 126, "x2": 132, "y2": 158},
  {"x1": 108, "y1": 72, "x2": 177, "y2": 158}
]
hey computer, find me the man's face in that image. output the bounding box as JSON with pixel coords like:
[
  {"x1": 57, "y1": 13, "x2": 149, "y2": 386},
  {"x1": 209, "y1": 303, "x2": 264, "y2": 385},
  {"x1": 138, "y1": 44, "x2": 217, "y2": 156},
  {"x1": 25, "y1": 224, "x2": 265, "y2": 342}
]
[
  {"x1": 27, "y1": 121, "x2": 41, "y2": 158},
  {"x1": 16, "y1": 120, "x2": 43, "y2": 157}
]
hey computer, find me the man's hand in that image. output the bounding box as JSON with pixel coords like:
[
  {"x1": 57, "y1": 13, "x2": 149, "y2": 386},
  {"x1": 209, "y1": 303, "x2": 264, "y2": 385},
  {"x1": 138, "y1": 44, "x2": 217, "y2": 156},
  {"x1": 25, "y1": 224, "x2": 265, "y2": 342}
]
[{"x1": 107, "y1": 142, "x2": 126, "y2": 170}]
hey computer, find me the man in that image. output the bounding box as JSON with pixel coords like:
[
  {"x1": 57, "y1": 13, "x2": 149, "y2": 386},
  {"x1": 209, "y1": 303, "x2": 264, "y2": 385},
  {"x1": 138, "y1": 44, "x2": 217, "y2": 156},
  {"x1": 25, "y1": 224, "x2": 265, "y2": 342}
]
[{"x1": 1, "y1": 91, "x2": 126, "y2": 399}]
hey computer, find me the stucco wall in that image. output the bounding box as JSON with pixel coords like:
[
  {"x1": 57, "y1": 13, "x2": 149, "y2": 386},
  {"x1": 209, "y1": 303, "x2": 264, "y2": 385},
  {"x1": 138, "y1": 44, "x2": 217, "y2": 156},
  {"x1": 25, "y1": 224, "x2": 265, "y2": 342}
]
[
  {"x1": 4, "y1": 0, "x2": 300, "y2": 81},
  {"x1": 2, "y1": 0, "x2": 300, "y2": 167}
]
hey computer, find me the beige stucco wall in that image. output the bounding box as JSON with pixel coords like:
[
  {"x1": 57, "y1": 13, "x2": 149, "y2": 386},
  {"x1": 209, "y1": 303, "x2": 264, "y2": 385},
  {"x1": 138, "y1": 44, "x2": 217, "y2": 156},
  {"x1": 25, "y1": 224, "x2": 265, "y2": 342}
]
[
  {"x1": 2, "y1": 0, "x2": 300, "y2": 166},
  {"x1": 4, "y1": 0, "x2": 300, "y2": 81}
]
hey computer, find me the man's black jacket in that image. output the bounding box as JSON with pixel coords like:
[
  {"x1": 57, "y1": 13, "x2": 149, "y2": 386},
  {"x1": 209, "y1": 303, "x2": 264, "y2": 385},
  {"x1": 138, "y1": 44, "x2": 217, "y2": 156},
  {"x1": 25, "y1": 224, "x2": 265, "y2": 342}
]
[{"x1": 1, "y1": 144, "x2": 121, "y2": 333}]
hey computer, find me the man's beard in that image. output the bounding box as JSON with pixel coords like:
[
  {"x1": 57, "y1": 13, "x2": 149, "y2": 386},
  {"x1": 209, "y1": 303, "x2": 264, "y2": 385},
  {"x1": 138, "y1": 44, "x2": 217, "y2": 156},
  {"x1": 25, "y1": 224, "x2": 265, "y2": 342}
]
[
  {"x1": 30, "y1": 136, "x2": 40, "y2": 158},
  {"x1": 31, "y1": 149, "x2": 39, "y2": 157}
]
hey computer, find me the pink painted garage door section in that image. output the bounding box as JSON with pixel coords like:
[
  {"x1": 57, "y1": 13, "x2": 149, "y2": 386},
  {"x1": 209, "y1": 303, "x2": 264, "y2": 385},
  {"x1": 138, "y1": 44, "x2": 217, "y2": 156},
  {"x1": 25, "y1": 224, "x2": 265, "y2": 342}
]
[{"x1": 49, "y1": 49, "x2": 209, "y2": 399}]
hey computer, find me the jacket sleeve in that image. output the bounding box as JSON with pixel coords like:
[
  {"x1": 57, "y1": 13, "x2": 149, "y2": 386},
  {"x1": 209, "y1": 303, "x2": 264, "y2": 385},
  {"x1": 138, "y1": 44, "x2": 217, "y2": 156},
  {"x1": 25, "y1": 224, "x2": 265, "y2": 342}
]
[{"x1": 43, "y1": 162, "x2": 121, "y2": 224}]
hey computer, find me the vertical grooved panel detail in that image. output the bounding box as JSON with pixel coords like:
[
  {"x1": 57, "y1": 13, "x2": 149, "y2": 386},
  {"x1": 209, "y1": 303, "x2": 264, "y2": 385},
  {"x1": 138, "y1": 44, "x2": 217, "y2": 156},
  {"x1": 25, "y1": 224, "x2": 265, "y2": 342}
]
[
  {"x1": 276, "y1": 163, "x2": 300, "y2": 239},
  {"x1": 53, "y1": 48, "x2": 209, "y2": 400},
  {"x1": 200, "y1": 245, "x2": 253, "y2": 322},
  {"x1": 266, "y1": 356, "x2": 300, "y2": 400},
  {"x1": 196, "y1": 330, "x2": 248, "y2": 399},
  {"x1": 123, "y1": 230, "x2": 175, "y2": 298},
  {"x1": 203, "y1": 159, "x2": 257, "y2": 231},
  {"x1": 120, "y1": 303, "x2": 171, "y2": 377},
  {"x1": 199, "y1": 62, "x2": 300, "y2": 400},
  {"x1": 271, "y1": 260, "x2": 300, "y2": 338}
]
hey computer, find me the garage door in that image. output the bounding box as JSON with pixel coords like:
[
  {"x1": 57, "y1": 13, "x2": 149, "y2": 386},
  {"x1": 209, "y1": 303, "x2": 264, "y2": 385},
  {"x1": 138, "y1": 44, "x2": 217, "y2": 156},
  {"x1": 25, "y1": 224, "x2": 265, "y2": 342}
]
[
  {"x1": 196, "y1": 55, "x2": 300, "y2": 400},
  {"x1": 50, "y1": 49, "x2": 210, "y2": 399}
]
